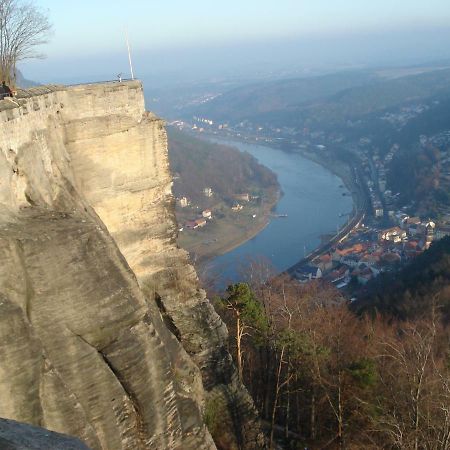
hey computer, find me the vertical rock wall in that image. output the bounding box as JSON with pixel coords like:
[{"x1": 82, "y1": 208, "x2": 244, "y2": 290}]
[
  {"x1": 0, "y1": 82, "x2": 264, "y2": 449},
  {"x1": 63, "y1": 82, "x2": 265, "y2": 448}
]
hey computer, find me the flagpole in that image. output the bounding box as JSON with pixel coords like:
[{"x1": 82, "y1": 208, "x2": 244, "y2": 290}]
[{"x1": 125, "y1": 28, "x2": 135, "y2": 80}]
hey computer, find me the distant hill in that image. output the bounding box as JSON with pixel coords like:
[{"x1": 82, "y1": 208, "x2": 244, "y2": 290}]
[
  {"x1": 182, "y1": 68, "x2": 450, "y2": 131},
  {"x1": 354, "y1": 236, "x2": 450, "y2": 321},
  {"x1": 180, "y1": 70, "x2": 377, "y2": 123},
  {"x1": 395, "y1": 96, "x2": 450, "y2": 144},
  {"x1": 15, "y1": 70, "x2": 39, "y2": 88},
  {"x1": 289, "y1": 68, "x2": 450, "y2": 129}
]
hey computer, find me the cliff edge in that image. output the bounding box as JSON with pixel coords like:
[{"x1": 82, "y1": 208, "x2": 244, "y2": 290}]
[{"x1": 0, "y1": 82, "x2": 264, "y2": 449}]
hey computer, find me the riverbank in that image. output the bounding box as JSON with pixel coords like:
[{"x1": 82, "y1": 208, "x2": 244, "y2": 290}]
[
  {"x1": 174, "y1": 130, "x2": 363, "y2": 278},
  {"x1": 208, "y1": 133, "x2": 366, "y2": 231},
  {"x1": 169, "y1": 128, "x2": 281, "y2": 266},
  {"x1": 177, "y1": 185, "x2": 280, "y2": 266},
  {"x1": 295, "y1": 149, "x2": 365, "y2": 216},
  {"x1": 267, "y1": 148, "x2": 368, "y2": 274},
  {"x1": 203, "y1": 133, "x2": 363, "y2": 217},
  {"x1": 218, "y1": 135, "x2": 368, "y2": 236},
  {"x1": 197, "y1": 139, "x2": 354, "y2": 280}
]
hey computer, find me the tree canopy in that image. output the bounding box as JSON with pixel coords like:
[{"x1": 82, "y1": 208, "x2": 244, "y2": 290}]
[
  {"x1": 212, "y1": 275, "x2": 450, "y2": 449},
  {"x1": 0, "y1": 0, "x2": 51, "y2": 84}
]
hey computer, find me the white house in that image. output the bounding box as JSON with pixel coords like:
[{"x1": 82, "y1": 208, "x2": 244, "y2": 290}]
[
  {"x1": 203, "y1": 187, "x2": 213, "y2": 197},
  {"x1": 202, "y1": 209, "x2": 212, "y2": 219}
]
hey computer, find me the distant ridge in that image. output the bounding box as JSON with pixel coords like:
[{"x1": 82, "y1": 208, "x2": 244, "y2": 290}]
[{"x1": 15, "y1": 69, "x2": 39, "y2": 88}]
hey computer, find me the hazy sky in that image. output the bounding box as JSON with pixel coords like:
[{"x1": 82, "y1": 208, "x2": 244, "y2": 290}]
[{"x1": 21, "y1": 0, "x2": 450, "y2": 84}]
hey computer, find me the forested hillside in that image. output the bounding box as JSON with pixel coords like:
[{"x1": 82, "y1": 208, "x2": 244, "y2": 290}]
[
  {"x1": 355, "y1": 236, "x2": 450, "y2": 321},
  {"x1": 182, "y1": 68, "x2": 450, "y2": 130},
  {"x1": 168, "y1": 127, "x2": 278, "y2": 204},
  {"x1": 211, "y1": 270, "x2": 450, "y2": 450},
  {"x1": 180, "y1": 71, "x2": 377, "y2": 122}
]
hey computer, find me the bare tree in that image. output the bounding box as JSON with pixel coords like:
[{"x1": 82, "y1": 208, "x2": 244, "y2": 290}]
[
  {"x1": 374, "y1": 319, "x2": 445, "y2": 450},
  {"x1": 0, "y1": 0, "x2": 51, "y2": 84}
]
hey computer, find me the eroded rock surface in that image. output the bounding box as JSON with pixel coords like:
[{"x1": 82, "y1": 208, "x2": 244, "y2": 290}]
[
  {"x1": 0, "y1": 82, "x2": 264, "y2": 449},
  {"x1": 0, "y1": 418, "x2": 91, "y2": 450}
]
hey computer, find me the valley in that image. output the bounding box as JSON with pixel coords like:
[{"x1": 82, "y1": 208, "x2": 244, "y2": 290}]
[{"x1": 155, "y1": 66, "x2": 450, "y2": 295}]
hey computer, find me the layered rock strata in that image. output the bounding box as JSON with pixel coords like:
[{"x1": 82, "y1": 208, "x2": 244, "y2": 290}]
[{"x1": 0, "y1": 82, "x2": 264, "y2": 449}]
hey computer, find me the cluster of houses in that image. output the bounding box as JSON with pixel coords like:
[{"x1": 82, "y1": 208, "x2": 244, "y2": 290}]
[
  {"x1": 176, "y1": 185, "x2": 255, "y2": 232},
  {"x1": 381, "y1": 104, "x2": 430, "y2": 128},
  {"x1": 178, "y1": 187, "x2": 214, "y2": 209},
  {"x1": 358, "y1": 134, "x2": 450, "y2": 241},
  {"x1": 231, "y1": 193, "x2": 252, "y2": 212},
  {"x1": 295, "y1": 215, "x2": 440, "y2": 288},
  {"x1": 419, "y1": 131, "x2": 450, "y2": 237},
  {"x1": 184, "y1": 209, "x2": 212, "y2": 230},
  {"x1": 356, "y1": 143, "x2": 401, "y2": 218},
  {"x1": 292, "y1": 128, "x2": 450, "y2": 289}
]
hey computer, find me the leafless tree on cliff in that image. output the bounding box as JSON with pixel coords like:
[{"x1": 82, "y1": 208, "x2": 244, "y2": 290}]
[{"x1": 0, "y1": 0, "x2": 51, "y2": 85}]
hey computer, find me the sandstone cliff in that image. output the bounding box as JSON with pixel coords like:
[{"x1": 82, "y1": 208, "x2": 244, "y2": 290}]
[
  {"x1": 0, "y1": 82, "x2": 264, "y2": 449},
  {"x1": 0, "y1": 418, "x2": 91, "y2": 449}
]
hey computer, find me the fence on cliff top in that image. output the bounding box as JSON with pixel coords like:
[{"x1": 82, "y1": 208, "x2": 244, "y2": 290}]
[
  {"x1": 67, "y1": 78, "x2": 135, "y2": 87},
  {"x1": 1, "y1": 79, "x2": 137, "y2": 100},
  {"x1": 0, "y1": 78, "x2": 136, "y2": 109},
  {"x1": 0, "y1": 79, "x2": 139, "y2": 113}
]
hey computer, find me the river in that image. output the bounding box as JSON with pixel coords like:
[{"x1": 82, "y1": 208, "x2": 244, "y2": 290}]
[{"x1": 202, "y1": 139, "x2": 354, "y2": 282}]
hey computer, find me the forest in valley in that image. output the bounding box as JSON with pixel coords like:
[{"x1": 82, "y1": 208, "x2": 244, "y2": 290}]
[
  {"x1": 208, "y1": 248, "x2": 450, "y2": 450},
  {"x1": 168, "y1": 127, "x2": 278, "y2": 205}
]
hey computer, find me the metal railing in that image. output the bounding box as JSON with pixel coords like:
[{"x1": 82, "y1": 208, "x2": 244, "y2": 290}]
[{"x1": 67, "y1": 78, "x2": 136, "y2": 87}]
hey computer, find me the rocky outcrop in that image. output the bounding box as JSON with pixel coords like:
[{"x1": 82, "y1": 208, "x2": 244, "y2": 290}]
[
  {"x1": 0, "y1": 82, "x2": 264, "y2": 449},
  {"x1": 0, "y1": 418, "x2": 91, "y2": 449}
]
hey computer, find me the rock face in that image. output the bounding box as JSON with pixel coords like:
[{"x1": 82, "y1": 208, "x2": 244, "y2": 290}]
[
  {"x1": 0, "y1": 418, "x2": 91, "y2": 450},
  {"x1": 0, "y1": 82, "x2": 264, "y2": 449}
]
